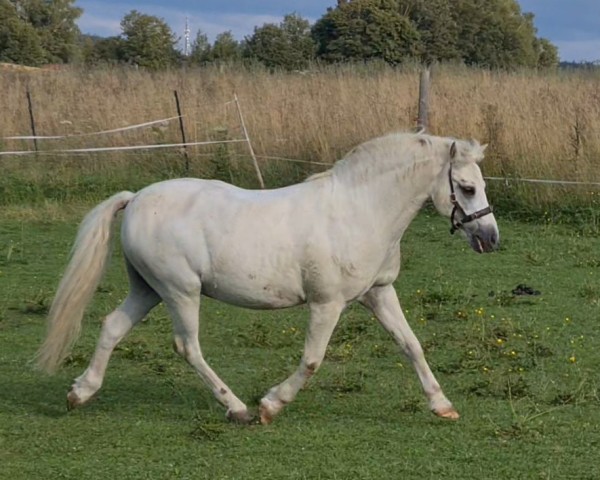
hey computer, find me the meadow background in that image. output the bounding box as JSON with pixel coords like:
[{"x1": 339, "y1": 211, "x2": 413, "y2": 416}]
[
  {"x1": 2, "y1": 64, "x2": 600, "y2": 215},
  {"x1": 1, "y1": 65, "x2": 600, "y2": 479}
]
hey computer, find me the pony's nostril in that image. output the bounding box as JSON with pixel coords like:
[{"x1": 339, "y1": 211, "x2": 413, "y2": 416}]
[{"x1": 490, "y1": 231, "x2": 499, "y2": 247}]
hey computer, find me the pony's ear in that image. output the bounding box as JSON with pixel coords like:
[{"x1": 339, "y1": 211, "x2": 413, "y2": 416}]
[
  {"x1": 449, "y1": 141, "x2": 457, "y2": 159},
  {"x1": 481, "y1": 143, "x2": 488, "y2": 152}
]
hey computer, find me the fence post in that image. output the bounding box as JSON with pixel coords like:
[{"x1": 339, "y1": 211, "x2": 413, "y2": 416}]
[
  {"x1": 173, "y1": 90, "x2": 190, "y2": 174},
  {"x1": 26, "y1": 90, "x2": 39, "y2": 152},
  {"x1": 234, "y1": 93, "x2": 265, "y2": 189},
  {"x1": 416, "y1": 68, "x2": 430, "y2": 132}
]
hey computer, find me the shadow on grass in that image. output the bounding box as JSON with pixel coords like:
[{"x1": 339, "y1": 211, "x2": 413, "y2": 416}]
[{"x1": 0, "y1": 370, "x2": 215, "y2": 421}]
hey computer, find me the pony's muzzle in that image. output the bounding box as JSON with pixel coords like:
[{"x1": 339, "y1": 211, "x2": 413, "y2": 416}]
[{"x1": 470, "y1": 226, "x2": 499, "y2": 253}]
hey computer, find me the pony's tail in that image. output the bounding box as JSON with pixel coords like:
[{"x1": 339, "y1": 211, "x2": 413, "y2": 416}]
[{"x1": 35, "y1": 191, "x2": 135, "y2": 374}]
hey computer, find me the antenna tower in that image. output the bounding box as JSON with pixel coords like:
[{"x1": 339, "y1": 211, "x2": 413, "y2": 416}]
[{"x1": 184, "y1": 16, "x2": 191, "y2": 56}]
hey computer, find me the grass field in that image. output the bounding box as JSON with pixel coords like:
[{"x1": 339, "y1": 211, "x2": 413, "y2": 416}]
[{"x1": 1, "y1": 205, "x2": 599, "y2": 479}]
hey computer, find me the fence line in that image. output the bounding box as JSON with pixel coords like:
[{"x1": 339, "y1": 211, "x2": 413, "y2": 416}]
[
  {"x1": 4, "y1": 74, "x2": 598, "y2": 188},
  {"x1": 2, "y1": 115, "x2": 183, "y2": 141},
  {"x1": 254, "y1": 154, "x2": 331, "y2": 167},
  {"x1": 251, "y1": 154, "x2": 600, "y2": 186},
  {"x1": 484, "y1": 176, "x2": 600, "y2": 187},
  {"x1": 0, "y1": 139, "x2": 247, "y2": 156},
  {"x1": 2, "y1": 141, "x2": 597, "y2": 187}
]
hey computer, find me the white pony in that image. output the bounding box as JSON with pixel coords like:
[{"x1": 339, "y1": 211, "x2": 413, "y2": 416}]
[{"x1": 36, "y1": 132, "x2": 499, "y2": 424}]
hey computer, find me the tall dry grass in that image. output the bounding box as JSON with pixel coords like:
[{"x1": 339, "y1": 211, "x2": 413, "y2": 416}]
[{"x1": 1, "y1": 64, "x2": 600, "y2": 213}]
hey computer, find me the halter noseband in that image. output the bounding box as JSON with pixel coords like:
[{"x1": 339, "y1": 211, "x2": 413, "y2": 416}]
[{"x1": 448, "y1": 165, "x2": 493, "y2": 234}]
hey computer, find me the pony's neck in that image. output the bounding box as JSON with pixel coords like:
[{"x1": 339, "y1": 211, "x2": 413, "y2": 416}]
[{"x1": 332, "y1": 136, "x2": 448, "y2": 243}]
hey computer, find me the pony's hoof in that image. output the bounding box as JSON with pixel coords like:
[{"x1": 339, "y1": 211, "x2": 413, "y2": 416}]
[
  {"x1": 67, "y1": 390, "x2": 83, "y2": 411},
  {"x1": 226, "y1": 409, "x2": 254, "y2": 425},
  {"x1": 259, "y1": 405, "x2": 273, "y2": 425},
  {"x1": 67, "y1": 389, "x2": 96, "y2": 411},
  {"x1": 259, "y1": 396, "x2": 286, "y2": 425},
  {"x1": 433, "y1": 407, "x2": 460, "y2": 420}
]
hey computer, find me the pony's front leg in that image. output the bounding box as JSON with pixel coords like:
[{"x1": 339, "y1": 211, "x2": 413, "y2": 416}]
[
  {"x1": 360, "y1": 285, "x2": 459, "y2": 419},
  {"x1": 259, "y1": 299, "x2": 345, "y2": 424}
]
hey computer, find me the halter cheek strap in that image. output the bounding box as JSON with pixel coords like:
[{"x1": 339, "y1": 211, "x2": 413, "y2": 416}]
[{"x1": 448, "y1": 165, "x2": 493, "y2": 235}]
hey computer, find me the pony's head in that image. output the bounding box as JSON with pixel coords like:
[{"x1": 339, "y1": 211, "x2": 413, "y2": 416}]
[{"x1": 430, "y1": 139, "x2": 499, "y2": 253}]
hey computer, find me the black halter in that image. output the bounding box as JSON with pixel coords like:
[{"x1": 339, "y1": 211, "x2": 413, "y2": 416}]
[{"x1": 448, "y1": 165, "x2": 493, "y2": 234}]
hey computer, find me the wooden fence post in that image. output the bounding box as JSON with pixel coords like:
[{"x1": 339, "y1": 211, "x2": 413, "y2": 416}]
[
  {"x1": 173, "y1": 90, "x2": 190, "y2": 174},
  {"x1": 234, "y1": 93, "x2": 265, "y2": 189},
  {"x1": 417, "y1": 68, "x2": 430, "y2": 132},
  {"x1": 26, "y1": 90, "x2": 39, "y2": 152}
]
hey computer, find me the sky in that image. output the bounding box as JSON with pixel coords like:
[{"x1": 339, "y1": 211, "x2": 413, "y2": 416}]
[{"x1": 76, "y1": 1, "x2": 600, "y2": 63}]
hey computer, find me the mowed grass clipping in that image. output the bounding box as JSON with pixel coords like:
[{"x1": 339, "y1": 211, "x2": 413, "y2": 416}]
[{"x1": 1, "y1": 208, "x2": 599, "y2": 480}]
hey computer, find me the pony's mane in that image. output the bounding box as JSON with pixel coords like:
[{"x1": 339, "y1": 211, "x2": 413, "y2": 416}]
[{"x1": 304, "y1": 132, "x2": 485, "y2": 184}]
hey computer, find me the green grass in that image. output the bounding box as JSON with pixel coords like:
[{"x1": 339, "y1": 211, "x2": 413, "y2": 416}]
[{"x1": 1, "y1": 209, "x2": 599, "y2": 479}]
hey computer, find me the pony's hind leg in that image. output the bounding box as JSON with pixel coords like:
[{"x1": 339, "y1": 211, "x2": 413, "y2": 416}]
[
  {"x1": 68, "y1": 263, "x2": 160, "y2": 409},
  {"x1": 165, "y1": 292, "x2": 252, "y2": 424},
  {"x1": 259, "y1": 299, "x2": 345, "y2": 424},
  {"x1": 360, "y1": 284, "x2": 459, "y2": 419}
]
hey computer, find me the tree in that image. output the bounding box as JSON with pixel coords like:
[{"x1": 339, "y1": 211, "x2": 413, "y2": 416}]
[
  {"x1": 244, "y1": 13, "x2": 315, "y2": 71},
  {"x1": 188, "y1": 29, "x2": 211, "y2": 66},
  {"x1": 452, "y1": 0, "x2": 539, "y2": 69},
  {"x1": 81, "y1": 35, "x2": 125, "y2": 65},
  {"x1": 0, "y1": 0, "x2": 45, "y2": 65},
  {"x1": 24, "y1": 0, "x2": 83, "y2": 63},
  {"x1": 210, "y1": 31, "x2": 241, "y2": 63},
  {"x1": 312, "y1": 0, "x2": 421, "y2": 64},
  {"x1": 120, "y1": 10, "x2": 179, "y2": 69},
  {"x1": 535, "y1": 38, "x2": 559, "y2": 68},
  {"x1": 0, "y1": 0, "x2": 81, "y2": 65},
  {"x1": 399, "y1": 0, "x2": 460, "y2": 63},
  {"x1": 312, "y1": 0, "x2": 558, "y2": 69}
]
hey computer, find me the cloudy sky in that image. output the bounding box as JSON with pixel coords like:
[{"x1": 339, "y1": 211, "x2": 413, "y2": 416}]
[{"x1": 76, "y1": 0, "x2": 600, "y2": 63}]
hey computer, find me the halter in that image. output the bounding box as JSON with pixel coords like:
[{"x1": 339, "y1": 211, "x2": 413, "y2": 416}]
[{"x1": 448, "y1": 165, "x2": 493, "y2": 234}]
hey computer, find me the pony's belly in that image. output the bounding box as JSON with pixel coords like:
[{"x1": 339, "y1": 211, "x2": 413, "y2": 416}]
[{"x1": 201, "y1": 277, "x2": 304, "y2": 310}]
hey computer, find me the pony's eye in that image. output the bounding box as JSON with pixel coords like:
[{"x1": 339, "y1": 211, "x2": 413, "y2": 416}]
[{"x1": 460, "y1": 185, "x2": 475, "y2": 196}]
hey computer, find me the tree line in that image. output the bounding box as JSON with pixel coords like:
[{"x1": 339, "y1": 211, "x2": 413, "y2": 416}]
[{"x1": 0, "y1": 0, "x2": 559, "y2": 70}]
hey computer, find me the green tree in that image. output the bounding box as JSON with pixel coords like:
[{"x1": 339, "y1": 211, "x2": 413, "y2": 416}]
[
  {"x1": 399, "y1": 0, "x2": 460, "y2": 63},
  {"x1": 210, "y1": 31, "x2": 241, "y2": 63},
  {"x1": 81, "y1": 35, "x2": 125, "y2": 65},
  {"x1": 312, "y1": 0, "x2": 421, "y2": 64},
  {"x1": 188, "y1": 29, "x2": 211, "y2": 65},
  {"x1": 244, "y1": 13, "x2": 315, "y2": 71},
  {"x1": 0, "y1": 0, "x2": 81, "y2": 65},
  {"x1": 0, "y1": 0, "x2": 45, "y2": 65},
  {"x1": 452, "y1": 0, "x2": 539, "y2": 69},
  {"x1": 312, "y1": 0, "x2": 557, "y2": 69},
  {"x1": 535, "y1": 37, "x2": 559, "y2": 68},
  {"x1": 120, "y1": 10, "x2": 179, "y2": 69},
  {"x1": 18, "y1": 0, "x2": 82, "y2": 63}
]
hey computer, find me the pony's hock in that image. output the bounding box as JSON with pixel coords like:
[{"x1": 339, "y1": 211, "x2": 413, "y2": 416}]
[{"x1": 36, "y1": 131, "x2": 499, "y2": 424}]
